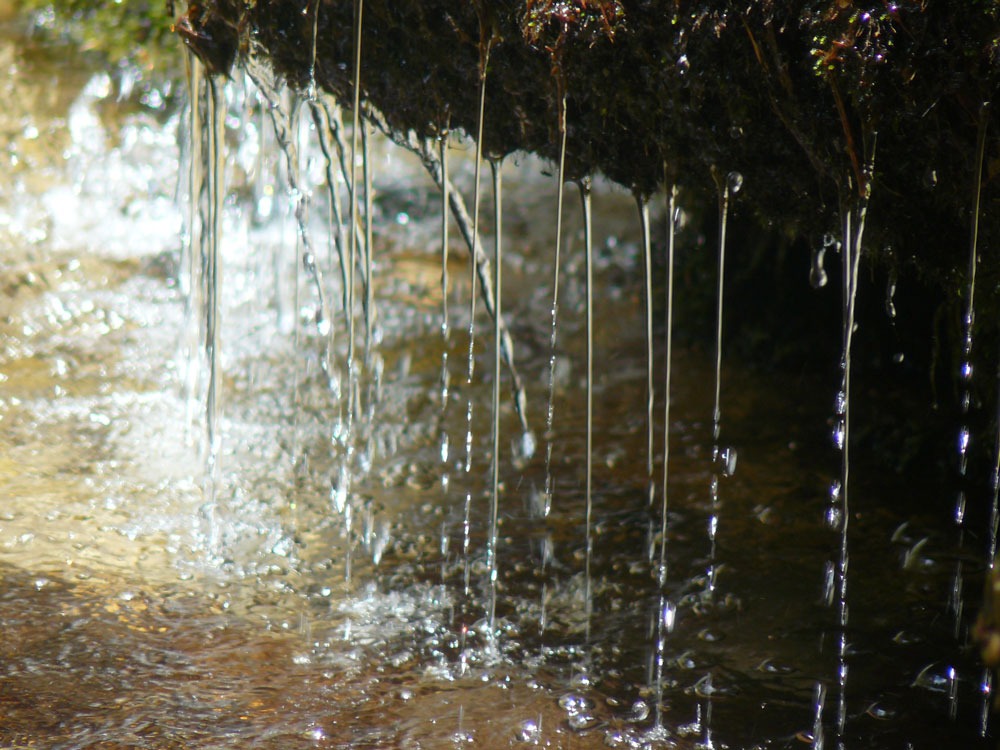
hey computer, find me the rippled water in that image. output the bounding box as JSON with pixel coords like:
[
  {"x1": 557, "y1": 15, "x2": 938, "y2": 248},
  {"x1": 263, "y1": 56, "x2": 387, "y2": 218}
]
[{"x1": 0, "y1": 24, "x2": 994, "y2": 749}]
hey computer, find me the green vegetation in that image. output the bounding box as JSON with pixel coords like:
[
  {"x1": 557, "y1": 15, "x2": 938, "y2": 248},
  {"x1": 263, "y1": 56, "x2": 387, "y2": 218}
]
[{"x1": 13, "y1": 0, "x2": 179, "y2": 71}]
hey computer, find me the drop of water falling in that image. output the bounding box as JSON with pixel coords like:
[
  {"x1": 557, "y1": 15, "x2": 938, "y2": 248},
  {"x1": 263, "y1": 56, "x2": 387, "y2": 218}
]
[
  {"x1": 726, "y1": 171, "x2": 743, "y2": 195},
  {"x1": 810, "y1": 244, "x2": 829, "y2": 289},
  {"x1": 717, "y1": 446, "x2": 737, "y2": 477},
  {"x1": 661, "y1": 599, "x2": 677, "y2": 632},
  {"x1": 832, "y1": 419, "x2": 846, "y2": 450},
  {"x1": 955, "y1": 491, "x2": 967, "y2": 525},
  {"x1": 676, "y1": 54, "x2": 690, "y2": 74}
]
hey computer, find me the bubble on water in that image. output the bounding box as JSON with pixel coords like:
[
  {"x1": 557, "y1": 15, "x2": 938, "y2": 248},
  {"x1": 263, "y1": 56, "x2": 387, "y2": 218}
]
[
  {"x1": 516, "y1": 718, "x2": 541, "y2": 743},
  {"x1": 568, "y1": 713, "x2": 598, "y2": 731},
  {"x1": 559, "y1": 693, "x2": 592, "y2": 714}
]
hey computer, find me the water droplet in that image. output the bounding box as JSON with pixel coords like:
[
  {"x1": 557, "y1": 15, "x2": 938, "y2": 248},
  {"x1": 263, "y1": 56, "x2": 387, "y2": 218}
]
[
  {"x1": 832, "y1": 419, "x2": 846, "y2": 450},
  {"x1": 661, "y1": 600, "x2": 677, "y2": 632},
  {"x1": 676, "y1": 54, "x2": 690, "y2": 74},
  {"x1": 727, "y1": 171, "x2": 743, "y2": 195},
  {"x1": 829, "y1": 480, "x2": 842, "y2": 502},
  {"x1": 958, "y1": 427, "x2": 970, "y2": 455},
  {"x1": 822, "y1": 561, "x2": 836, "y2": 606},
  {"x1": 628, "y1": 700, "x2": 650, "y2": 722},
  {"x1": 826, "y1": 505, "x2": 843, "y2": 530},
  {"x1": 568, "y1": 713, "x2": 599, "y2": 731},
  {"x1": 718, "y1": 446, "x2": 737, "y2": 477}
]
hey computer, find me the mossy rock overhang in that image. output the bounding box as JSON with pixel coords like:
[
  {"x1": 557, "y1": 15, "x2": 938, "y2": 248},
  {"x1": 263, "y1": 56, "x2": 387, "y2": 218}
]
[{"x1": 179, "y1": 2, "x2": 1000, "y2": 287}]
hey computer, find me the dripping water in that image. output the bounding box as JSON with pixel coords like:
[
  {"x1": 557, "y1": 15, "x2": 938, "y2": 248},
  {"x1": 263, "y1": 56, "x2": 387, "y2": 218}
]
[
  {"x1": 462, "y1": 32, "x2": 491, "y2": 599},
  {"x1": 180, "y1": 53, "x2": 205, "y2": 435},
  {"x1": 304, "y1": 0, "x2": 320, "y2": 100},
  {"x1": 438, "y1": 129, "x2": 452, "y2": 580},
  {"x1": 361, "y1": 116, "x2": 375, "y2": 358},
  {"x1": 313, "y1": 99, "x2": 355, "y2": 316},
  {"x1": 542, "y1": 93, "x2": 568, "y2": 523},
  {"x1": 831, "y1": 134, "x2": 876, "y2": 741},
  {"x1": 486, "y1": 158, "x2": 503, "y2": 658},
  {"x1": 961, "y1": 100, "x2": 992, "y2": 732},
  {"x1": 651, "y1": 183, "x2": 679, "y2": 737},
  {"x1": 810, "y1": 234, "x2": 833, "y2": 289},
  {"x1": 202, "y1": 75, "x2": 226, "y2": 553},
  {"x1": 579, "y1": 177, "x2": 595, "y2": 643},
  {"x1": 636, "y1": 194, "x2": 655, "y2": 510},
  {"x1": 706, "y1": 170, "x2": 741, "y2": 600},
  {"x1": 347, "y1": 0, "x2": 365, "y2": 371}
]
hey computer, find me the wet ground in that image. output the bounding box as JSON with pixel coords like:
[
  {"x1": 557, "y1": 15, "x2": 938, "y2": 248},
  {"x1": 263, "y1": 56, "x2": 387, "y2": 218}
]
[{"x1": 0, "y1": 20, "x2": 996, "y2": 750}]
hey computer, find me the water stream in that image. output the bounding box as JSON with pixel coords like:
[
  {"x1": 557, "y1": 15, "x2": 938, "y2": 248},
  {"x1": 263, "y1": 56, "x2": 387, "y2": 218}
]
[{"x1": 0, "y1": 23, "x2": 997, "y2": 750}]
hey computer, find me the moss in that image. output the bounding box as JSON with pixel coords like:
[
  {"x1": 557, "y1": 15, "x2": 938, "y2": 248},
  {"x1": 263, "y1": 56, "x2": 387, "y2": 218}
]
[{"x1": 15, "y1": 0, "x2": 179, "y2": 69}]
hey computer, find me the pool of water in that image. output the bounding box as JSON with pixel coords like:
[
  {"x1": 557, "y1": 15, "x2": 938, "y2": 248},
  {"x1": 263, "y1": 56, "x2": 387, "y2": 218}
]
[{"x1": 0, "y1": 22, "x2": 994, "y2": 749}]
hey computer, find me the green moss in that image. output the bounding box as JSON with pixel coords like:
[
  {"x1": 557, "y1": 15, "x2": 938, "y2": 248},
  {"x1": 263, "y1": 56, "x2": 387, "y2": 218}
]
[{"x1": 15, "y1": 0, "x2": 179, "y2": 71}]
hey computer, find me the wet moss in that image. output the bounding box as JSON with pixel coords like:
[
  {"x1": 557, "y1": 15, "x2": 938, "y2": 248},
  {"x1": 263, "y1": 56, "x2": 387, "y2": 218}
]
[
  {"x1": 15, "y1": 0, "x2": 178, "y2": 69},
  {"x1": 177, "y1": 2, "x2": 998, "y2": 282}
]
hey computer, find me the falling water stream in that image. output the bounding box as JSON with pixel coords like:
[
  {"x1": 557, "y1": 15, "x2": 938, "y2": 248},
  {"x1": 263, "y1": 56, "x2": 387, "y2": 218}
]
[{"x1": 2, "y1": 22, "x2": 999, "y2": 750}]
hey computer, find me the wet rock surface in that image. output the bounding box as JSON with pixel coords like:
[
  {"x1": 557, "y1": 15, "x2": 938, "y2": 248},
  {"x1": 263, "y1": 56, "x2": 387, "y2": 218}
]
[{"x1": 185, "y1": 2, "x2": 1000, "y2": 284}]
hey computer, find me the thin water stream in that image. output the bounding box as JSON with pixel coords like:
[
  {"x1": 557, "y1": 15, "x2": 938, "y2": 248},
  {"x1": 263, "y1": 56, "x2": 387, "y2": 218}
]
[{"x1": 0, "y1": 26, "x2": 996, "y2": 750}]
